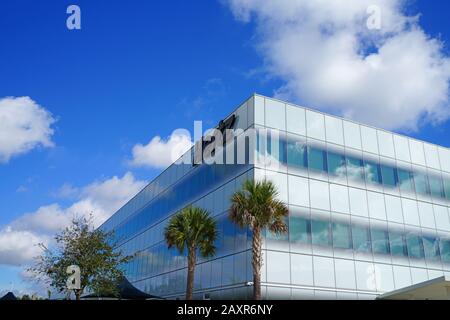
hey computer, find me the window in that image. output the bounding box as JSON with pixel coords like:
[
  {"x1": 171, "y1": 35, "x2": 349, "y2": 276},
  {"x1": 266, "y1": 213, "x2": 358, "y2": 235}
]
[
  {"x1": 290, "y1": 216, "x2": 311, "y2": 244},
  {"x1": 267, "y1": 131, "x2": 287, "y2": 164},
  {"x1": 371, "y1": 229, "x2": 390, "y2": 254},
  {"x1": 444, "y1": 179, "x2": 450, "y2": 200},
  {"x1": 346, "y1": 156, "x2": 365, "y2": 181},
  {"x1": 413, "y1": 173, "x2": 430, "y2": 196},
  {"x1": 381, "y1": 165, "x2": 397, "y2": 188},
  {"x1": 389, "y1": 232, "x2": 407, "y2": 257},
  {"x1": 332, "y1": 222, "x2": 352, "y2": 249},
  {"x1": 397, "y1": 169, "x2": 415, "y2": 193},
  {"x1": 311, "y1": 220, "x2": 331, "y2": 246},
  {"x1": 327, "y1": 152, "x2": 346, "y2": 177},
  {"x1": 308, "y1": 147, "x2": 327, "y2": 172},
  {"x1": 364, "y1": 160, "x2": 382, "y2": 185},
  {"x1": 423, "y1": 236, "x2": 440, "y2": 262},
  {"x1": 439, "y1": 239, "x2": 450, "y2": 263},
  {"x1": 429, "y1": 176, "x2": 444, "y2": 198},
  {"x1": 287, "y1": 139, "x2": 307, "y2": 168},
  {"x1": 352, "y1": 225, "x2": 371, "y2": 253},
  {"x1": 406, "y1": 234, "x2": 424, "y2": 259}
]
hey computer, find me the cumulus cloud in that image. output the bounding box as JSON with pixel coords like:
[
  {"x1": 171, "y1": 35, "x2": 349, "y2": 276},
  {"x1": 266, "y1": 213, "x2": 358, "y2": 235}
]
[
  {"x1": 130, "y1": 130, "x2": 193, "y2": 169},
  {"x1": 225, "y1": 0, "x2": 450, "y2": 131},
  {"x1": 0, "y1": 228, "x2": 49, "y2": 266},
  {"x1": 0, "y1": 97, "x2": 56, "y2": 163},
  {"x1": 0, "y1": 172, "x2": 147, "y2": 267}
]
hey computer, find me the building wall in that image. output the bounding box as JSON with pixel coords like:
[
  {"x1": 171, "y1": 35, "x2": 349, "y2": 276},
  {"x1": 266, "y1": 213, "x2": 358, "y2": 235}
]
[
  {"x1": 103, "y1": 94, "x2": 450, "y2": 299},
  {"x1": 254, "y1": 95, "x2": 450, "y2": 299},
  {"x1": 101, "y1": 96, "x2": 257, "y2": 299}
]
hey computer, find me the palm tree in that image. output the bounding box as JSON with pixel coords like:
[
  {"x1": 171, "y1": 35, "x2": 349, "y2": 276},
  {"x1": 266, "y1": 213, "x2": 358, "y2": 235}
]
[
  {"x1": 164, "y1": 206, "x2": 218, "y2": 300},
  {"x1": 229, "y1": 179, "x2": 288, "y2": 300}
]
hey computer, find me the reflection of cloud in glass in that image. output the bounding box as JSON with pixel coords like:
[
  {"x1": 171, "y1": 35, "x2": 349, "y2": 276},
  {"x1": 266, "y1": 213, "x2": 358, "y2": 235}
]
[
  {"x1": 333, "y1": 164, "x2": 347, "y2": 178},
  {"x1": 346, "y1": 162, "x2": 365, "y2": 181},
  {"x1": 399, "y1": 178, "x2": 413, "y2": 191},
  {"x1": 363, "y1": 164, "x2": 376, "y2": 182}
]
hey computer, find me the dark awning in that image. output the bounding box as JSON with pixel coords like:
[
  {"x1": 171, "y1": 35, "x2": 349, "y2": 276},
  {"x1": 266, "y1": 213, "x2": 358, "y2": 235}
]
[
  {"x1": 82, "y1": 277, "x2": 163, "y2": 300},
  {"x1": 0, "y1": 292, "x2": 18, "y2": 300}
]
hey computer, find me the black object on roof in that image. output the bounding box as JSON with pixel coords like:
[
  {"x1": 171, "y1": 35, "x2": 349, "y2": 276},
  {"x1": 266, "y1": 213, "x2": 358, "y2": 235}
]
[
  {"x1": 82, "y1": 277, "x2": 163, "y2": 300},
  {"x1": 0, "y1": 292, "x2": 17, "y2": 300}
]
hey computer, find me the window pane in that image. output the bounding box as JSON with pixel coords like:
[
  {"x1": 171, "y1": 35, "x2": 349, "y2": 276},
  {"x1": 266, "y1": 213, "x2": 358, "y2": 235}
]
[
  {"x1": 414, "y1": 173, "x2": 430, "y2": 196},
  {"x1": 327, "y1": 152, "x2": 346, "y2": 178},
  {"x1": 389, "y1": 232, "x2": 407, "y2": 257},
  {"x1": 429, "y1": 176, "x2": 444, "y2": 198},
  {"x1": 381, "y1": 165, "x2": 397, "y2": 188},
  {"x1": 346, "y1": 157, "x2": 365, "y2": 181},
  {"x1": 332, "y1": 222, "x2": 352, "y2": 249},
  {"x1": 406, "y1": 234, "x2": 424, "y2": 259},
  {"x1": 311, "y1": 220, "x2": 331, "y2": 246},
  {"x1": 290, "y1": 216, "x2": 311, "y2": 244},
  {"x1": 444, "y1": 179, "x2": 450, "y2": 200},
  {"x1": 281, "y1": 139, "x2": 288, "y2": 164},
  {"x1": 397, "y1": 169, "x2": 415, "y2": 193},
  {"x1": 287, "y1": 139, "x2": 307, "y2": 168},
  {"x1": 308, "y1": 147, "x2": 327, "y2": 172},
  {"x1": 371, "y1": 229, "x2": 390, "y2": 254},
  {"x1": 423, "y1": 236, "x2": 440, "y2": 262},
  {"x1": 364, "y1": 161, "x2": 382, "y2": 185},
  {"x1": 439, "y1": 239, "x2": 450, "y2": 263},
  {"x1": 352, "y1": 225, "x2": 371, "y2": 253}
]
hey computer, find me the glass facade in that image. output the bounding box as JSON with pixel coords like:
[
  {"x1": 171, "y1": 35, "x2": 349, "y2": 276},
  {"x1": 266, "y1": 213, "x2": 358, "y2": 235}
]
[{"x1": 102, "y1": 94, "x2": 450, "y2": 300}]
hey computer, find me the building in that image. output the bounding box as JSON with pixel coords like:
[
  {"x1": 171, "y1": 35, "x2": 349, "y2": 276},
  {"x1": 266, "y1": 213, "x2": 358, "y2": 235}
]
[{"x1": 101, "y1": 94, "x2": 450, "y2": 299}]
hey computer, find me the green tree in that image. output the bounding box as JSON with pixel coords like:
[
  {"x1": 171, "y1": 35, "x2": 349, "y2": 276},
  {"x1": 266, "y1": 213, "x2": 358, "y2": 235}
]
[
  {"x1": 29, "y1": 216, "x2": 132, "y2": 300},
  {"x1": 164, "y1": 206, "x2": 218, "y2": 300},
  {"x1": 229, "y1": 180, "x2": 288, "y2": 300}
]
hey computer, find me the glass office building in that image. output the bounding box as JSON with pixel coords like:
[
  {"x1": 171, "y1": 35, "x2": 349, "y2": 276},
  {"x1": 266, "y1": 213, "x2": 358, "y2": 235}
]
[{"x1": 101, "y1": 94, "x2": 450, "y2": 299}]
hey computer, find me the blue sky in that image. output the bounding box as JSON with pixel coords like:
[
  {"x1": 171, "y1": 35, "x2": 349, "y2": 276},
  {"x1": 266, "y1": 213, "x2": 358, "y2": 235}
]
[{"x1": 1, "y1": 0, "x2": 450, "y2": 295}]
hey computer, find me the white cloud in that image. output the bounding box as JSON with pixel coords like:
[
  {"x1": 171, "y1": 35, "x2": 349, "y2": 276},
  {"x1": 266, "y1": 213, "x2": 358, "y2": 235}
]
[
  {"x1": 0, "y1": 172, "x2": 147, "y2": 267},
  {"x1": 225, "y1": 0, "x2": 450, "y2": 131},
  {"x1": 0, "y1": 97, "x2": 56, "y2": 163},
  {"x1": 0, "y1": 227, "x2": 49, "y2": 266},
  {"x1": 53, "y1": 183, "x2": 79, "y2": 199},
  {"x1": 130, "y1": 130, "x2": 193, "y2": 169}
]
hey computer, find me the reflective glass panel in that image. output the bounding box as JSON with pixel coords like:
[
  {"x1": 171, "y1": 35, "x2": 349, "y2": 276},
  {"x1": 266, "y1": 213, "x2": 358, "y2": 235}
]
[
  {"x1": 423, "y1": 236, "x2": 440, "y2": 262},
  {"x1": 287, "y1": 139, "x2": 307, "y2": 168},
  {"x1": 381, "y1": 165, "x2": 397, "y2": 188},
  {"x1": 364, "y1": 160, "x2": 382, "y2": 185},
  {"x1": 311, "y1": 220, "x2": 331, "y2": 246},
  {"x1": 440, "y1": 239, "x2": 450, "y2": 263},
  {"x1": 352, "y1": 225, "x2": 371, "y2": 253},
  {"x1": 332, "y1": 222, "x2": 352, "y2": 249},
  {"x1": 327, "y1": 152, "x2": 346, "y2": 177},
  {"x1": 444, "y1": 179, "x2": 450, "y2": 200},
  {"x1": 397, "y1": 169, "x2": 415, "y2": 193},
  {"x1": 346, "y1": 157, "x2": 365, "y2": 181},
  {"x1": 389, "y1": 231, "x2": 407, "y2": 257},
  {"x1": 429, "y1": 176, "x2": 444, "y2": 198},
  {"x1": 308, "y1": 147, "x2": 327, "y2": 172},
  {"x1": 414, "y1": 173, "x2": 430, "y2": 196},
  {"x1": 290, "y1": 216, "x2": 311, "y2": 244},
  {"x1": 371, "y1": 229, "x2": 390, "y2": 254},
  {"x1": 406, "y1": 234, "x2": 424, "y2": 259}
]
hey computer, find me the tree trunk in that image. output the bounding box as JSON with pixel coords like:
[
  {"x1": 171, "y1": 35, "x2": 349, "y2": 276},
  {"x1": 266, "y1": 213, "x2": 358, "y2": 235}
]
[
  {"x1": 75, "y1": 289, "x2": 82, "y2": 301},
  {"x1": 252, "y1": 227, "x2": 262, "y2": 300},
  {"x1": 186, "y1": 246, "x2": 197, "y2": 300}
]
